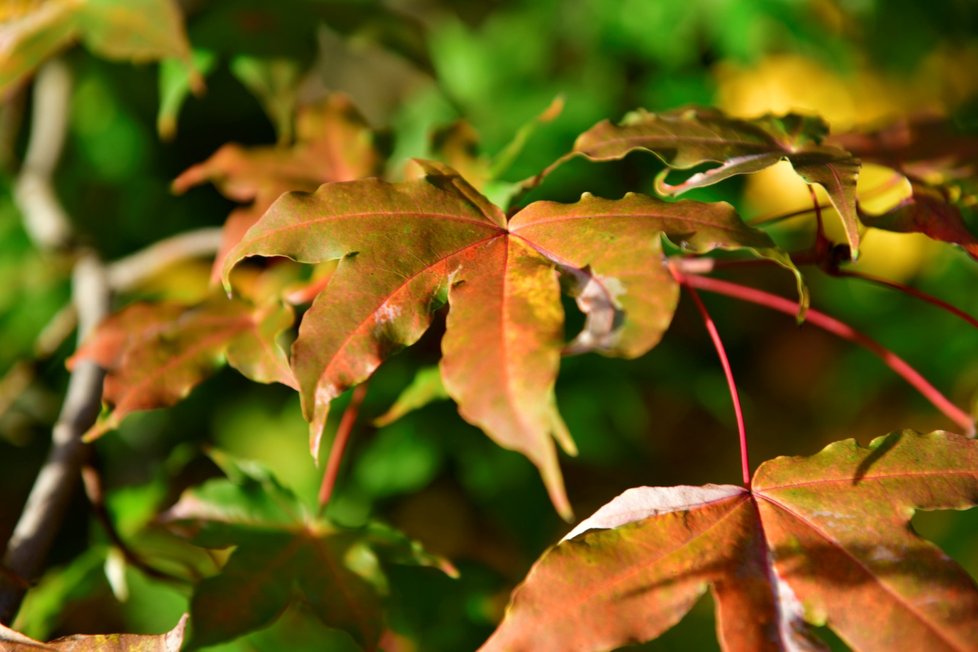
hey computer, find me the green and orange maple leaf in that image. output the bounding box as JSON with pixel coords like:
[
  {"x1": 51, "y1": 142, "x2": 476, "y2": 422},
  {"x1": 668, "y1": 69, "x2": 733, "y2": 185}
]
[
  {"x1": 0, "y1": 0, "x2": 195, "y2": 94},
  {"x1": 482, "y1": 430, "x2": 978, "y2": 652},
  {"x1": 172, "y1": 93, "x2": 384, "y2": 281},
  {"x1": 572, "y1": 107, "x2": 862, "y2": 256},
  {"x1": 222, "y1": 160, "x2": 796, "y2": 518},
  {"x1": 69, "y1": 292, "x2": 295, "y2": 440}
]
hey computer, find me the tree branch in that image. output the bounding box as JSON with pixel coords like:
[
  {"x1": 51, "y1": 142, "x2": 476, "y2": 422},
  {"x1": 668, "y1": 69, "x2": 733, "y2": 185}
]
[
  {"x1": 1, "y1": 71, "x2": 226, "y2": 612},
  {"x1": 107, "y1": 227, "x2": 223, "y2": 292},
  {"x1": 13, "y1": 60, "x2": 73, "y2": 250},
  {"x1": 0, "y1": 252, "x2": 110, "y2": 624},
  {"x1": 0, "y1": 59, "x2": 112, "y2": 624}
]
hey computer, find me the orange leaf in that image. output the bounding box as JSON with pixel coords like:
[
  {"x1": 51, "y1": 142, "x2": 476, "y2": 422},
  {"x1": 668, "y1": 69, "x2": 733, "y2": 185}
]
[
  {"x1": 482, "y1": 430, "x2": 978, "y2": 651},
  {"x1": 70, "y1": 295, "x2": 294, "y2": 440},
  {"x1": 172, "y1": 94, "x2": 383, "y2": 282},
  {"x1": 0, "y1": 614, "x2": 186, "y2": 651},
  {"x1": 224, "y1": 161, "x2": 783, "y2": 518}
]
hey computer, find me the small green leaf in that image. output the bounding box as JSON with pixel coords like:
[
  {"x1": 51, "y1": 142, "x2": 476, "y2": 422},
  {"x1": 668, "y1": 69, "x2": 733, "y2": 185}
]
[
  {"x1": 373, "y1": 366, "x2": 449, "y2": 427},
  {"x1": 162, "y1": 456, "x2": 453, "y2": 650},
  {"x1": 229, "y1": 55, "x2": 303, "y2": 144},
  {"x1": 157, "y1": 49, "x2": 216, "y2": 140}
]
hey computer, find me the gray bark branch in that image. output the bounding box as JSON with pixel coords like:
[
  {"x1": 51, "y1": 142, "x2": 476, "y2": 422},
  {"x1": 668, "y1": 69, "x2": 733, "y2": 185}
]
[{"x1": 0, "y1": 60, "x2": 111, "y2": 625}]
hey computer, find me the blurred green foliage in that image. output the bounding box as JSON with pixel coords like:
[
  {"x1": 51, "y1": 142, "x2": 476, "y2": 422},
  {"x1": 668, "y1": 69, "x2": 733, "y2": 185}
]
[{"x1": 2, "y1": 0, "x2": 978, "y2": 650}]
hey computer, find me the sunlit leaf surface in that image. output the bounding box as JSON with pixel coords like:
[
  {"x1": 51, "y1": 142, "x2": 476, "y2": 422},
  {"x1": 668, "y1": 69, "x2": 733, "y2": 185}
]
[
  {"x1": 0, "y1": 0, "x2": 192, "y2": 94},
  {"x1": 574, "y1": 107, "x2": 862, "y2": 255},
  {"x1": 483, "y1": 431, "x2": 978, "y2": 651},
  {"x1": 224, "y1": 160, "x2": 785, "y2": 518},
  {"x1": 0, "y1": 614, "x2": 186, "y2": 651},
  {"x1": 70, "y1": 294, "x2": 295, "y2": 440}
]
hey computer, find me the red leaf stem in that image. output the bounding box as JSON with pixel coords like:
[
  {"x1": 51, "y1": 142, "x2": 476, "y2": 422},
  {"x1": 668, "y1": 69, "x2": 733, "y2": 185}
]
[
  {"x1": 750, "y1": 171, "x2": 905, "y2": 226},
  {"x1": 749, "y1": 204, "x2": 825, "y2": 226},
  {"x1": 808, "y1": 185, "x2": 832, "y2": 259},
  {"x1": 674, "y1": 268, "x2": 751, "y2": 485},
  {"x1": 683, "y1": 273, "x2": 976, "y2": 436},
  {"x1": 809, "y1": 185, "x2": 824, "y2": 234},
  {"x1": 831, "y1": 268, "x2": 978, "y2": 331},
  {"x1": 318, "y1": 383, "x2": 369, "y2": 512}
]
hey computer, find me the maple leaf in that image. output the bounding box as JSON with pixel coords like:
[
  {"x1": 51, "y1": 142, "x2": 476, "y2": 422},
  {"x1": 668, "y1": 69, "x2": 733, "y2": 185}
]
[
  {"x1": 827, "y1": 117, "x2": 978, "y2": 261},
  {"x1": 156, "y1": 0, "x2": 431, "y2": 139},
  {"x1": 482, "y1": 430, "x2": 978, "y2": 652},
  {"x1": 573, "y1": 107, "x2": 863, "y2": 256},
  {"x1": 861, "y1": 182, "x2": 978, "y2": 261},
  {"x1": 222, "y1": 160, "x2": 791, "y2": 519},
  {"x1": 422, "y1": 96, "x2": 566, "y2": 208},
  {"x1": 69, "y1": 293, "x2": 295, "y2": 440},
  {"x1": 428, "y1": 121, "x2": 493, "y2": 192},
  {"x1": 828, "y1": 115, "x2": 978, "y2": 183},
  {"x1": 0, "y1": 614, "x2": 186, "y2": 651},
  {"x1": 161, "y1": 453, "x2": 454, "y2": 651},
  {"x1": 0, "y1": 0, "x2": 195, "y2": 95},
  {"x1": 172, "y1": 94, "x2": 384, "y2": 281}
]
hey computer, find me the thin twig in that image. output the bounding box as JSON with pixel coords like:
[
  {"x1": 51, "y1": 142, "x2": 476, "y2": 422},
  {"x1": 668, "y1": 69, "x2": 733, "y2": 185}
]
[
  {"x1": 318, "y1": 384, "x2": 369, "y2": 513},
  {"x1": 749, "y1": 172, "x2": 906, "y2": 227},
  {"x1": 80, "y1": 462, "x2": 187, "y2": 586},
  {"x1": 749, "y1": 204, "x2": 824, "y2": 227},
  {"x1": 672, "y1": 267, "x2": 751, "y2": 485},
  {"x1": 13, "y1": 60, "x2": 73, "y2": 250},
  {"x1": 35, "y1": 305, "x2": 78, "y2": 358},
  {"x1": 830, "y1": 269, "x2": 978, "y2": 331},
  {"x1": 683, "y1": 273, "x2": 976, "y2": 436},
  {"x1": 107, "y1": 227, "x2": 223, "y2": 292}
]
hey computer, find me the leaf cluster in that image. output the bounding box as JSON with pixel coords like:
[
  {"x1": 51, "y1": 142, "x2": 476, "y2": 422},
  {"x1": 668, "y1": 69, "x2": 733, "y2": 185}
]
[{"x1": 3, "y1": 1, "x2": 978, "y2": 651}]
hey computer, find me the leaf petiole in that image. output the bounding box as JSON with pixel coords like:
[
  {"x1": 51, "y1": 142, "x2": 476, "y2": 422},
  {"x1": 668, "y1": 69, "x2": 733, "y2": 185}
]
[
  {"x1": 829, "y1": 268, "x2": 978, "y2": 331},
  {"x1": 682, "y1": 273, "x2": 977, "y2": 436},
  {"x1": 670, "y1": 265, "x2": 751, "y2": 486},
  {"x1": 317, "y1": 383, "x2": 369, "y2": 514}
]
